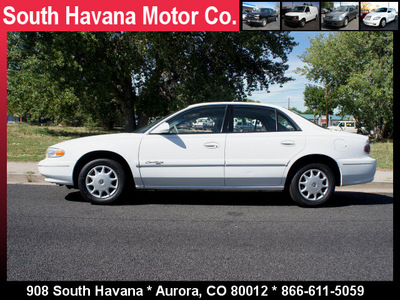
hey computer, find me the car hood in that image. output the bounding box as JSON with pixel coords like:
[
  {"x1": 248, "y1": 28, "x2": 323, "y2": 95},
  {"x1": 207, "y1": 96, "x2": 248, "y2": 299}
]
[
  {"x1": 326, "y1": 11, "x2": 347, "y2": 17},
  {"x1": 285, "y1": 12, "x2": 303, "y2": 16},
  {"x1": 366, "y1": 12, "x2": 387, "y2": 18},
  {"x1": 48, "y1": 133, "x2": 144, "y2": 157}
]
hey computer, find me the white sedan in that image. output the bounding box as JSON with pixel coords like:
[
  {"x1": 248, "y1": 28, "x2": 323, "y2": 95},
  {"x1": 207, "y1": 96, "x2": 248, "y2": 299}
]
[{"x1": 39, "y1": 102, "x2": 376, "y2": 207}]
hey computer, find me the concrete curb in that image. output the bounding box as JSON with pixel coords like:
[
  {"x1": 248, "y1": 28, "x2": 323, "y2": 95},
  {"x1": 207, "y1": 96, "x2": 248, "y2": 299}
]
[{"x1": 7, "y1": 162, "x2": 48, "y2": 185}]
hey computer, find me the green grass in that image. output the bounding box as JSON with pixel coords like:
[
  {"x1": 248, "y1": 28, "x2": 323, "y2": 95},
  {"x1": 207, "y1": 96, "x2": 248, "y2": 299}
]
[
  {"x1": 7, "y1": 123, "x2": 393, "y2": 170},
  {"x1": 370, "y1": 140, "x2": 393, "y2": 170},
  {"x1": 7, "y1": 123, "x2": 118, "y2": 162}
]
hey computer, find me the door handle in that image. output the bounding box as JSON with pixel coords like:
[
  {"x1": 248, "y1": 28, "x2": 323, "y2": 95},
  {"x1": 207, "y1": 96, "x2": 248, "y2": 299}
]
[
  {"x1": 281, "y1": 140, "x2": 295, "y2": 146},
  {"x1": 204, "y1": 142, "x2": 220, "y2": 149}
]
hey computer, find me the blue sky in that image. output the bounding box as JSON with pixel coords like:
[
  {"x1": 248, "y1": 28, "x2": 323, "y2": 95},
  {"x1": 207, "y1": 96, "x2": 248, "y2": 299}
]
[{"x1": 247, "y1": 32, "x2": 328, "y2": 112}]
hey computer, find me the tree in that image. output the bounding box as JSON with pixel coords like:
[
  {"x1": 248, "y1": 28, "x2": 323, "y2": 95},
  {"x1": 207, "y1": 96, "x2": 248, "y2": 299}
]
[
  {"x1": 303, "y1": 84, "x2": 335, "y2": 117},
  {"x1": 335, "y1": 32, "x2": 393, "y2": 139},
  {"x1": 296, "y1": 31, "x2": 393, "y2": 139},
  {"x1": 8, "y1": 32, "x2": 297, "y2": 131}
]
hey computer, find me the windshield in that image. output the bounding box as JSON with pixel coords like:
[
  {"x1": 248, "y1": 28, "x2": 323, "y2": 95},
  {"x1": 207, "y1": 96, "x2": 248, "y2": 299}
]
[
  {"x1": 334, "y1": 6, "x2": 349, "y2": 12},
  {"x1": 133, "y1": 114, "x2": 171, "y2": 133},
  {"x1": 376, "y1": 8, "x2": 388, "y2": 12},
  {"x1": 291, "y1": 6, "x2": 305, "y2": 12},
  {"x1": 253, "y1": 8, "x2": 269, "y2": 13}
]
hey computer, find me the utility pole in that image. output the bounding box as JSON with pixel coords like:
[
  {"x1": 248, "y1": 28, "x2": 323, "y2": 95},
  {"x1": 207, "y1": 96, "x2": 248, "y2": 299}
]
[{"x1": 325, "y1": 86, "x2": 329, "y2": 127}]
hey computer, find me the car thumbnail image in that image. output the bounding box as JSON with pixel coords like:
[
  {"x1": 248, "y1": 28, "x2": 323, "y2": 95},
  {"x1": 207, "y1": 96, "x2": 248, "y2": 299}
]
[
  {"x1": 281, "y1": 2, "x2": 320, "y2": 30},
  {"x1": 360, "y1": 2, "x2": 398, "y2": 30},
  {"x1": 322, "y1": 2, "x2": 359, "y2": 30},
  {"x1": 242, "y1": 2, "x2": 280, "y2": 30}
]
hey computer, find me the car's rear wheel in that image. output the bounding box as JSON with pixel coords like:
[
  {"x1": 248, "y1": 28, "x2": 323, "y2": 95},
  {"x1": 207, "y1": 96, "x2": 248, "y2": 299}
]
[
  {"x1": 78, "y1": 159, "x2": 125, "y2": 204},
  {"x1": 289, "y1": 163, "x2": 335, "y2": 207}
]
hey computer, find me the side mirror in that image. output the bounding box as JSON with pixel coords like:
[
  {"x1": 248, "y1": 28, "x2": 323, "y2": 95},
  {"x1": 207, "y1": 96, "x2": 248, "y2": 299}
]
[{"x1": 150, "y1": 122, "x2": 170, "y2": 134}]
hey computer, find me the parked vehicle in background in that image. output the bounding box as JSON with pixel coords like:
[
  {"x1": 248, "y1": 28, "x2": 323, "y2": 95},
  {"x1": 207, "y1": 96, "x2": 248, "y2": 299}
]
[
  {"x1": 328, "y1": 121, "x2": 357, "y2": 134},
  {"x1": 284, "y1": 5, "x2": 319, "y2": 27},
  {"x1": 246, "y1": 8, "x2": 278, "y2": 27},
  {"x1": 363, "y1": 7, "x2": 397, "y2": 27},
  {"x1": 323, "y1": 5, "x2": 358, "y2": 27},
  {"x1": 321, "y1": 8, "x2": 332, "y2": 14},
  {"x1": 360, "y1": 9, "x2": 370, "y2": 19},
  {"x1": 193, "y1": 118, "x2": 214, "y2": 130},
  {"x1": 39, "y1": 102, "x2": 376, "y2": 207}
]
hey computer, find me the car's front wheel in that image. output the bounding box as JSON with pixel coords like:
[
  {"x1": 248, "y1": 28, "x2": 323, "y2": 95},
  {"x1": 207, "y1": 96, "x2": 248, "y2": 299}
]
[
  {"x1": 78, "y1": 159, "x2": 125, "y2": 204},
  {"x1": 261, "y1": 18, "x2": 267, "y2": 26},
  {"x1": 289, "y1": 163, "x2": 335, "y2": 207}
]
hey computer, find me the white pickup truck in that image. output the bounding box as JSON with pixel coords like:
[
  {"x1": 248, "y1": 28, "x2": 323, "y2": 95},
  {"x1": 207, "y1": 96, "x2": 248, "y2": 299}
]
[{"x1": 328, "y1": 121, "x2": 357, "y2": 134}]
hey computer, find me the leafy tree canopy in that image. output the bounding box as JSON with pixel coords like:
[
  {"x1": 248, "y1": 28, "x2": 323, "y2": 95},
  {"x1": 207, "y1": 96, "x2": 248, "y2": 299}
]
[
  {"x1": 7, "y1": 31, "x2": 297, "y2": 131},
  {"x1": 296, "y1": 31, "x2": 393, "y2": 139}
]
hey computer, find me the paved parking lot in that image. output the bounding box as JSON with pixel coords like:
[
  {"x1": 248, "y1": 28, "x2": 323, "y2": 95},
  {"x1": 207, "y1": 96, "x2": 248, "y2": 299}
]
[{"x1": 7, "y1": 184, "x2": 393, "y2": 281}]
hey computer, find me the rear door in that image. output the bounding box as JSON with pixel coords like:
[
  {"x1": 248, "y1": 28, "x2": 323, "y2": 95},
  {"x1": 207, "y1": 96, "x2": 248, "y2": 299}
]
[{"x1": 225, "y1": 105, "x2": 306, "y2": 187}]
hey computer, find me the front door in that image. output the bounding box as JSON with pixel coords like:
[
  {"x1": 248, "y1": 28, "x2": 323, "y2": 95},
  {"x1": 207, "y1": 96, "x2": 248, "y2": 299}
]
[{"x1": 138, "y1": 105, "x2": 227, "y2": 188}]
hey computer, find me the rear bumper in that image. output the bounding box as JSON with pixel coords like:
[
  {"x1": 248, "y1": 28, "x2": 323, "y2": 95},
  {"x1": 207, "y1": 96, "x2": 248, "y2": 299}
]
[{"x1": 339, "y1": 157, "x2": 377, "y2": 186}]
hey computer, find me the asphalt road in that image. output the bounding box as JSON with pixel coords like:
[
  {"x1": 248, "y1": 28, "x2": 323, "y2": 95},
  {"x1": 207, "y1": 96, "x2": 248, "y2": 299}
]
[{"x1": 7, "y1": 184, "x2": 393, "y2": 281}]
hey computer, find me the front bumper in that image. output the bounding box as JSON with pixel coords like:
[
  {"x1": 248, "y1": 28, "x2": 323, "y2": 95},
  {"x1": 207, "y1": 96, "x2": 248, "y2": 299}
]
[
  {"x1": 38, "y1": 159, "x2": 75, "y2": 185},
  {"x1": 284, "y1": 18, "x2": 300, "y2": 25},
  {"x1": 246, "y1": 19, "x2": 263, "y2": 25},
  {"x1": 324, "y1": 19, "x2": 345, "y2": 27},
  {"x1": 363, "y1": 19, "x2": 380, "y2": 26}
]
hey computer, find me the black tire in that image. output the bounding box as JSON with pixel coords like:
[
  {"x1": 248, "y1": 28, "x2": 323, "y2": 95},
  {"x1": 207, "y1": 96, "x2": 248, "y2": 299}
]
[
  {"x1": 289, "y1": 163, "x2": 335, "y2": 207},
  {"x1": 261, "y1": 18, "x2": 267, "y2": 27},
  {"x1": 78, "y1": 159, "x2": 125, "y2": 204},
  {"x1": 380, "y1": 18, "x2": 386, "y2": 28},
  {"x1": 299, "y1": 19, "x2": 306, "y2": 27},
  {"x1": 343, "y1": 17, "x2": 348, "y2": 27}
]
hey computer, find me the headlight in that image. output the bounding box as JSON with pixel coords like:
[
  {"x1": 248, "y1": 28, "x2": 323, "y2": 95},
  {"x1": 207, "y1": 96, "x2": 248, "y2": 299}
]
[
  {"x1": 46, "y1": 147, "x2": 65, "y2": 158},
  {"x1": 373, "y1": 16, "x2": 381, "y2": 20}
]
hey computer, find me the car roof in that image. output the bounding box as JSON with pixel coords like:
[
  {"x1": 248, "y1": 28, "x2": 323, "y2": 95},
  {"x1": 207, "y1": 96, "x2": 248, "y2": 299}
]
[{"x1": 187, "y1": 101, "x2": 282, "y2": 109}]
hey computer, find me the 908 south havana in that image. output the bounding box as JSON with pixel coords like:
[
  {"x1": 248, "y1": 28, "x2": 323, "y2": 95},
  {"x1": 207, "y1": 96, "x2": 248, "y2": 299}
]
[{"x1": 26, "y1": 283, "x2": 366, "y2": 298}]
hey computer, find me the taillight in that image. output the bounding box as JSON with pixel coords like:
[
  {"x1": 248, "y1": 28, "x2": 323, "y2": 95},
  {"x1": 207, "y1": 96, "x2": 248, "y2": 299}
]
[{"x1": 364, "y1": 143, "x2": 371, "y2": 154}]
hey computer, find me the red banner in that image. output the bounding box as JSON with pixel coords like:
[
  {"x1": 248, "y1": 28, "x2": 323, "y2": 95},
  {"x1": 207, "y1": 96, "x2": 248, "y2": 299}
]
[{"x1": 1, "y1": 0, "x2": 239, "y2": 31}]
